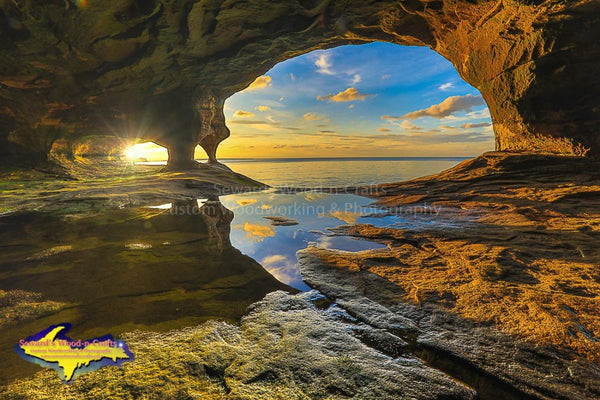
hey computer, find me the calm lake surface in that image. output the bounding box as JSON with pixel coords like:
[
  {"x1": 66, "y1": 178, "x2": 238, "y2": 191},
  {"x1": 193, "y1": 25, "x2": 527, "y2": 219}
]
[{"x1": 219, "y1": 157, "x2": 469, "y2": 187}]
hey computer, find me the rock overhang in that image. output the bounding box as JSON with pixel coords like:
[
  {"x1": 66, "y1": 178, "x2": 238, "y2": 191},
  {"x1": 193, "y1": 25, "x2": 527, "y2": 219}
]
[{"x1": 1, "y1": 0, "x2": 598, "y2": 168}]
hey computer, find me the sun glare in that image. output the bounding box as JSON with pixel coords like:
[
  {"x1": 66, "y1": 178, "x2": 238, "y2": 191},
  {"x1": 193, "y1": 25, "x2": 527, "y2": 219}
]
[
  {"x1": 124, "y1": 142, "x2": 168, "y2": 162},
  {"x1": 125, "y1": 147, "x2": 137, "y2": 160}
]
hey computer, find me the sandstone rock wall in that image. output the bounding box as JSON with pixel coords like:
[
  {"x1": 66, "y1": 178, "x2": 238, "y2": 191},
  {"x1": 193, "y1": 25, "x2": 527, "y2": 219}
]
[{"x1": 0, "y1": 0, "x2": 598, "y2": 167}]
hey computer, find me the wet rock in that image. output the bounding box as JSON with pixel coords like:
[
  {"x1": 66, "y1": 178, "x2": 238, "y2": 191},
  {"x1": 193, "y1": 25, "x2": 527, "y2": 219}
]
[
  {"x1": 124, "y1": 242, "x2": 152, "y2": 250},
  {"x1": 0, "y1": 291, "x2": 475, "y2": 399},
  {"x1": 301, "y1": 247, "x2": 418, "y2": 336},
  {"x1": 0, "y1": 202, "x2": 295, "y2": 384},
  {"x1": 362, "y1": 153, "x2": 600, "y2": 362},
  {"x1": 26, "y1": 245, "x2": 73, "y2": 260},
  {"x1": 0, "y1": 290, "x2": 65, "y2": 329},
  {"x1": 351, "y1": 327, "x2": 409, "y2": 358},
  {"x1": 263, "y1": 216, "x2": 299, "y2": 226},
  {"x1": 0, "y1": 159, "x2": 266, "y2": 214}
]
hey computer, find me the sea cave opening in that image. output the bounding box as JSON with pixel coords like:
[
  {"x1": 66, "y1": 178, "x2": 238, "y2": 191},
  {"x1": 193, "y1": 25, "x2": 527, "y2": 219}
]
[{"x1": 219, "y1": 42, "x2": 494, "y2": 187}]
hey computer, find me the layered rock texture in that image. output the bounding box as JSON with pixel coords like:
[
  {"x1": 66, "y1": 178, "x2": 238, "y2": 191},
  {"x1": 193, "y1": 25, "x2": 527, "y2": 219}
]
[{"x1": 1, "y1": 0, "x2": 598, "y2": 167}]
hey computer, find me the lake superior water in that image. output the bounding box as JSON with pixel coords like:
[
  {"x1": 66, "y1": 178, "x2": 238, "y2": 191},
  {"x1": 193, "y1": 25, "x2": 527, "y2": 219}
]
[{"x1": 218, "y1": 157, "x2": 470, "y2": 187}]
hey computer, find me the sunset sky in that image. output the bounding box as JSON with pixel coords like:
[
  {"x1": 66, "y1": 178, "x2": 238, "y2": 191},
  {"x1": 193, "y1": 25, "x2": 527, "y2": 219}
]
[
  {"x1": 218, "y1": 42, "x2": 494, "y2": 159},
  {"x1": 132, "y1": 42, "x2": 494, "y2": 160}
]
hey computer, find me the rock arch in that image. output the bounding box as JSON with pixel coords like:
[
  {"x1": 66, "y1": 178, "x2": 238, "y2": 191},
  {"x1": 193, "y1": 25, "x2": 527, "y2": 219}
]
[{"x1": 0, "y1": 0, "x2": 598, "y2": 168}]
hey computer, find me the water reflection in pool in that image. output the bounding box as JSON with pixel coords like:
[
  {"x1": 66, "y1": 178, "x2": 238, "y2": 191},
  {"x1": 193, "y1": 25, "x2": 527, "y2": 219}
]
[{"x1": 221, "y1": 190, "x2": 401, "y2": 290}]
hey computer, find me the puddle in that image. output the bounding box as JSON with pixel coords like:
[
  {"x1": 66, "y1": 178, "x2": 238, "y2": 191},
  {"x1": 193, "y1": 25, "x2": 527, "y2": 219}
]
[
  {"x1": 0, "y1": 201, "x2": 291, "y2": 384},
  {"x1": 221, "y1": 190, "x2": 396, "y2": 290}
]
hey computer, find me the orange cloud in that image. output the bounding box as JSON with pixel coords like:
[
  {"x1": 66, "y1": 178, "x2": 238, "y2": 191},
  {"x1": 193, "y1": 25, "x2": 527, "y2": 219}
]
[
  {"x1": 317, "y1": 87, "x2": 371, "y2": 102},
  {"x1": 303, "y1": 112, "x2": 324, "y2": 121},
  {"x1": 234, "y1": 110, "x2": 255, "y2": 118},
  {"x1": 322, "y1": 211, "x2": 361, "y2": 224},
  {"x1": 461, "y1": 122, "x2": 491, "y2": 129},
  {"x1": 243, "y1": 222, "x2": 275, "y2": 242},
  {"x1": 237, "y1": 199, "x2": 257, "y2": 206},
  {"x1": 246, "y1": 76, "x2": 272, "y2": 91},
  {"x1": 393, "y1": 94, "x2": 486, "y2": 120}
]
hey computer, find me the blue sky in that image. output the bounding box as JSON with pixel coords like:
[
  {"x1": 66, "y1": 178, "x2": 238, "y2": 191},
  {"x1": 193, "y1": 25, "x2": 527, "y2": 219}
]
[{"x1": 217, "y1": 42, "x2": 494, "y2": 158}]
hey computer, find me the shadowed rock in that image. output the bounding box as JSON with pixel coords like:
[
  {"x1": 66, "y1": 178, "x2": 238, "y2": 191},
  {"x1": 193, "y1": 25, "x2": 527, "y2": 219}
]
[{"x1": 0, "y1": 0, "x2": 598, "y2": 167}]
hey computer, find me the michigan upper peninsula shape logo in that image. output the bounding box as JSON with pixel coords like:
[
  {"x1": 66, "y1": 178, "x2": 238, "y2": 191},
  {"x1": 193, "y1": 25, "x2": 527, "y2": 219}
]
[{"x1": 15, "y1": 323, "x2": 133, "y2": 383}]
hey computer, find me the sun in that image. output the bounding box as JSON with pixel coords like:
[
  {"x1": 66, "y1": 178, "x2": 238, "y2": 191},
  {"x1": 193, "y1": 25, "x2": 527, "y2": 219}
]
[
  {"x1": 125, "y1": 147, "x2": 138, "y2": 160},
  {"x1": 123, "y1": 142, "x2": 168, "y2": 162}
]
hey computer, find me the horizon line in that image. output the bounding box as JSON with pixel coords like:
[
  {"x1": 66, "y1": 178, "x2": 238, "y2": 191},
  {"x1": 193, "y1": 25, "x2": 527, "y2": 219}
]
[
  {"x1": 206, "y1": 156, "x2": 475, "y2": 160},
  {"x1": 135, "y1": 156, "x2": 475, "y2": 164}
]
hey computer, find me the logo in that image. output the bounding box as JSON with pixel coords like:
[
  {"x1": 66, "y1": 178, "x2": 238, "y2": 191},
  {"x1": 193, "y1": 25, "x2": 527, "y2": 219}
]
[{"x1": 15, "y1": 323, "x2": 133, "y2": 383}]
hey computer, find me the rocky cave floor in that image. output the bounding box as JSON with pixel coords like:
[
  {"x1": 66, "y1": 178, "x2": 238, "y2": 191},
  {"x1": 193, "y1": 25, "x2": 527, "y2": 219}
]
[
  {"x1": 1, "y1": 152, "x2": 600, "y2": 399},
  {"x1": 0, "y1": 155, "x2": 266, "y2": 215}
]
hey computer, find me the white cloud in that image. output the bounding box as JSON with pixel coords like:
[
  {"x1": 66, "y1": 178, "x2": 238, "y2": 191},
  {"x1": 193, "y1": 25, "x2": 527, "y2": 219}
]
[
  {"x1": 290, "y1": 73, "x2": 296, "y2": 81},
  {"x1": 444, "y1": 107, "x2": 491, "y2": 122},
  {"x1": 467, "y1": 108, "x2": 491, "y2": 119},
  {"x1": 261, "y1": 254, "x2": 287, "y2": 265},
  {"x1": 315, "y1": 54, "x2": 335, "y2": 75},
  {"x1": 351, "y1": 74, "x2": 361, "y2": 84},
  {"x1": 380, "y1": 116, "x2": 422, "y2": 131},
  {"x1": 399, "y1": 120, "x2": 422, "y2": 130},
  {"x1": 259, "y1": 254, "x2": 300, "y2": 284},
  {"x1": 439, "y1": 82, "x2": 454, "y2": 91}
]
